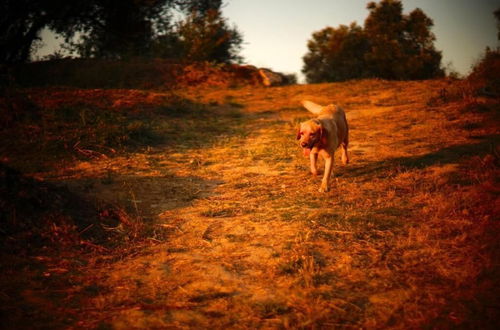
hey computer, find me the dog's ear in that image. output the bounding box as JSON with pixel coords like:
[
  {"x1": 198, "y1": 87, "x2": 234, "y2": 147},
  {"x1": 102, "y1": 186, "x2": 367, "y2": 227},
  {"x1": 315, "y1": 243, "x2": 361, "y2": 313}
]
[
  {"x1": 320, "y1": 126, "x2": 328, "y2": 144},
  {"x1": 312, "y1": 120, "x2": 322, "y2": 138}
]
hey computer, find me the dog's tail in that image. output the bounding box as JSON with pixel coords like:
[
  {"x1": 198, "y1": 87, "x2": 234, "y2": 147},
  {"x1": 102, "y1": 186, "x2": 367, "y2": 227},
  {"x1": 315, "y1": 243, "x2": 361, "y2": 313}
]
[{"x1": 301, "y1": 100, "x2": 325, "y2": 115}]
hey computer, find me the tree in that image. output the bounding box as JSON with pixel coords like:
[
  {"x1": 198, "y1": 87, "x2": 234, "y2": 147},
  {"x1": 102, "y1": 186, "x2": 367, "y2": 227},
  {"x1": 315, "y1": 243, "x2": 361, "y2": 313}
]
[
  {"x1": 302, "y1": 23, "x2": 369, "y2": 83},
  {"x1": 0, "y1": 0, "x2": 99, "y2": 63},
  {"x1": 174, "y1": 10, "x2": 242, "y2": 63},
  {"x1": 177, "y1": 0, "x2": 222, "y2": 15},
  {"x1": 363, "y1": 0, "x2": 406, "y2": 79},
  {"x1": 1, "y1": 0, "x2": 243, "y2": 63},
  {"x1": 402, "y1": 8, "x2": 443, "y2": 79},
  {"x1": 364, "y1": 0, "x2": 443, "y2": 79},
  {"x1": 66, "y1": 0, "x2": 176, "y2": 59},
  {"x1": 0, "y1": 0, "x2": 178, "y2": 62},
  {"x1": 302, "y1": 0, "x2": 443, "y2": 82},
  {"x1": 0, "y1": 0, "x2": 46, "y2": 62},
  {"x1": 159, "y1": 0, "x2": 243, "y2": 63},
  {"x1": 467, "y1": 8, "x2": 500, "y2": 96}
]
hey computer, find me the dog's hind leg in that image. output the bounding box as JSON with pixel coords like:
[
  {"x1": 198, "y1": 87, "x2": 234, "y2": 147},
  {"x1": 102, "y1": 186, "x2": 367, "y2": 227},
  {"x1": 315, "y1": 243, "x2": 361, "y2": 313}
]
[
  {"x1": 341, "y1": 123, "x2": 349, "y2": 165},
  {"x1": 341, "y1": 141, "x2": 349, "y2": 165}
]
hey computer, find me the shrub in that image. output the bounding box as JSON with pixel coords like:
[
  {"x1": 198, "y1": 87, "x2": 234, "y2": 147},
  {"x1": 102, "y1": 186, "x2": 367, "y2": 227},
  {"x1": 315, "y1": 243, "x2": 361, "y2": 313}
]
[{"x1": 468, "y1": 48, "x2": 500, "y2": 97}]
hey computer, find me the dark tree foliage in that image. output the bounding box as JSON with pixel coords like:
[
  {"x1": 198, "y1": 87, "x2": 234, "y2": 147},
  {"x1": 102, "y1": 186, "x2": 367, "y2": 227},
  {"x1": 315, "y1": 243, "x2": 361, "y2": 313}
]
[
  {"x1": 68, "y1": 0, "x2": 174, "y2": 59},
  {"x1": 177, "y1": 0, "x2": 222, "y2": 15},
  {"x1": 364, "y1": 0, "x2": 443, "y2": 80},
  {"x1": 302, "y1": 23, "x2": 370, "y2": 83},
  {"x1": 363, "y1": 0, "x2": 406, "y2": 79},
  {"x1": 173, "y1": 5, "x2": 243, "y2": 63},
  {"x1": 1, "y1": 0, "x2": 242, "y2": 63},
  {"x1": 303, "y1": 0, "x2": 444, "y2": 83},
  {"x1": 0, "y1": 0, "x2": 99, "y2": 63},
  {"x1": 0, "y1": 0, "x2": 175, "y2": 62},
  {"x1": 0, "y1": 0, "x2": 48, "y2": 62},
  {"x1": 467, "y1": 8, "x2": 500, "y2": 96},
  {"x1": 151, "y1": 0, "x2": 243, "y2": 63}
]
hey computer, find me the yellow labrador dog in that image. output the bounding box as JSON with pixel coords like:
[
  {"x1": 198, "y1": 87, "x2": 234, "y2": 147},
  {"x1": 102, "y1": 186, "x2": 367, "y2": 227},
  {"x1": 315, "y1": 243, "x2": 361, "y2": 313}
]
[{"x1": 297, "y1": 100, "x2": 349, "y2": 192}]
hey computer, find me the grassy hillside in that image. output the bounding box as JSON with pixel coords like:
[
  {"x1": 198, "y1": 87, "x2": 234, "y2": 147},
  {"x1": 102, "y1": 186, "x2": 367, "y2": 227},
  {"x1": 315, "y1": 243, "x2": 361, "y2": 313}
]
[
  {"x1": 6, "y1": 59, "x2": 264, "y2": 89},
  {"x1": 1, "y1": 72, "x2": 499, "y2": 328}
]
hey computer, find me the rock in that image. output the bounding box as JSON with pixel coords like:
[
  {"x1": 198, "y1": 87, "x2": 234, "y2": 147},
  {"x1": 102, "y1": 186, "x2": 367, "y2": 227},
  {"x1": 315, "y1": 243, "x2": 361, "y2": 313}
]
[{"x1": 258, "y1": 69, "x2": 284, "y2": 87}]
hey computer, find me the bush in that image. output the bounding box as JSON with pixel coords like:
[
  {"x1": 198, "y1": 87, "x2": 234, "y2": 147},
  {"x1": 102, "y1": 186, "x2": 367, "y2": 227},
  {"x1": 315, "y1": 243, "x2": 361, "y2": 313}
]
[
  {"x1": 468, "y1": 48, "x2": 500, "y2": 97},
  {"x1": 8, "y1": 59, "x2": 270, "y2": 89}
]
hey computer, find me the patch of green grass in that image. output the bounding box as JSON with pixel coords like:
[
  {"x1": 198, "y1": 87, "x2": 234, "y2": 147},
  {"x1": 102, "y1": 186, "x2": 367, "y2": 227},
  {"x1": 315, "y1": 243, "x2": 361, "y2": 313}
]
[
  {"x1": 280, "y1": 212, "x2": 295, "y2": 221},
  {"x1": 253, "y1": 300, "x2": 290, "y2": 318},
  {"x1": 1, "y1": 89, "x2": 249, "y2": 173},
  {"x1": 1, "y1": 104, "x2": 165, "y2": 170},
  {"x1": 83, "y1": 284, "x2": 105, "y2": 297},
  {"x1": 233, "y1": 182, "x2": 252, "y2": 189},
  {"x1": 201, "y1": 207, "x2": 239, "y2": 218},
  {"x1": 188, "y1": 291, "x2": 235, "y2": 303},
  {"x1": 228, "y1": 102, "x2": 245, "y2": 108},
  {"x1": 225, "y1": 234, "x2": 248, "y2": 242},
  {"x1": 309, "y1": 250, "x2": 328, "y2": 268},
  {"x1": 166, "y1": 247, "x2": 189, "y2": 253},
  {"x1": 312, "y1": 272, "x2": 337, "y2": 286},
  {"x1": 374, "y1": 207, "x2": 406, "y2": 217},
  {"x1": 278, "y1": 259, "x2": 303, "y2": 275},
  {"x1": 312, "y1": 211, "x2": 403, "y2": 234}
]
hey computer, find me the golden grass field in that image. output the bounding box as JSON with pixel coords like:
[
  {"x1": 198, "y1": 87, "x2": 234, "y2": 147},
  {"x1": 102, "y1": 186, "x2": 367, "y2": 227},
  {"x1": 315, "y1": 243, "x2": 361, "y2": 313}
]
[{"x1": 1, "y1": 78, "x2": 499, "y2": 328}]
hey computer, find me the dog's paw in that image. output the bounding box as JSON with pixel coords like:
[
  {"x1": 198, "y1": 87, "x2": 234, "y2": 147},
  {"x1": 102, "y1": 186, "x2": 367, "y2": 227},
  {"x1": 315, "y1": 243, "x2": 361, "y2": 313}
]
[
  {"x1": 318, "y1": 185, "x2": 330, "y2": 193},
  {"x1": 311, "y1": 171, "x2": 318, "y2": 176}
]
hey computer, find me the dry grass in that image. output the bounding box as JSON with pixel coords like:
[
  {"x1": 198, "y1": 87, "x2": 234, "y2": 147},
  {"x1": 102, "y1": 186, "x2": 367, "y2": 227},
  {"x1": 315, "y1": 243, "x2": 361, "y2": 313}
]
[
  {"x1": 8, "y1": 59, "x2": 266, "y2": 89},
  {"x1": 1, "y1": 77, "x2": 499, "y2": 328}
]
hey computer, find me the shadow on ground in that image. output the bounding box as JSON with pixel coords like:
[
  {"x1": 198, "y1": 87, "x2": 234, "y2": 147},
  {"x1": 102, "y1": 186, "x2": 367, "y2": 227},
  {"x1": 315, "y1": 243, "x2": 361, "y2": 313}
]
[
  {"x1": 340, "y1": 135, "x2": 499, "y2": 180},
  {"x1": 0, "y1": 162, "x2": 217, "y2": 252}
]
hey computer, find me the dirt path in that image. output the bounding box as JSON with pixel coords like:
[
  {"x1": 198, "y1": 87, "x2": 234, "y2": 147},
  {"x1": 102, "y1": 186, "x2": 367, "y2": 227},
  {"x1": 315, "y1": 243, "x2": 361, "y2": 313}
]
[
  {"x1": 6, "y1": 80, "x2": 498, "y2": 328},
  {"x1": 66, "y1": 107, "x2": 317, "y2": 328}
]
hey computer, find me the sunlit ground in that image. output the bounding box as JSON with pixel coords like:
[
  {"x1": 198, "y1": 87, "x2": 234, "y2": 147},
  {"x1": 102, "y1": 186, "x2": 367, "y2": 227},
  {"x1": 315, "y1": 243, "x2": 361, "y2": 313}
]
[{"x1": 1, "y1": 78, "x2": 499, "y2": 328}]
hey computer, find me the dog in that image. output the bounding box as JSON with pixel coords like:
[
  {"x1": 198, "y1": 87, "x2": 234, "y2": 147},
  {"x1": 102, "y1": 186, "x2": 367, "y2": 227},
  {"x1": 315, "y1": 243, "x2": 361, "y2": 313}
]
[{"x1": 297, "y1": 100, "x2": 349, "y2": 192}]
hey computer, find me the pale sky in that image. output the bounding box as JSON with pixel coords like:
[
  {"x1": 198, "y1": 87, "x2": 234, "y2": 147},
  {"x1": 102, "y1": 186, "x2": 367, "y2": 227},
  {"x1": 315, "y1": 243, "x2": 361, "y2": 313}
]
[
  {"x1": 222, "y1": 0, "x2": 499, "y2": 80},
  {"x1": 38, "y1": 0, "x2": 499, "y2": 81}
]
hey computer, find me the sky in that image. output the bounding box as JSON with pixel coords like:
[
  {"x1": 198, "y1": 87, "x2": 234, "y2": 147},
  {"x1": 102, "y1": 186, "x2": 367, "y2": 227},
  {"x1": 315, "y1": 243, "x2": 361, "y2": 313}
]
[
  {"x1": 221, "y1": 0, "x2": 499, "y2": 81},
  {"x1": 37, "y1": 0, "x2": 499, "y2": 82}
]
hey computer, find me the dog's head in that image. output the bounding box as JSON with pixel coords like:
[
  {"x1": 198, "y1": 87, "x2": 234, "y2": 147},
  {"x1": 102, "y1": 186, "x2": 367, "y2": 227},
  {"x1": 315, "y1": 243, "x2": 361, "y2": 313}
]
[{"x1": 297, "y1": 119, "x2": 323, "y2": 149}]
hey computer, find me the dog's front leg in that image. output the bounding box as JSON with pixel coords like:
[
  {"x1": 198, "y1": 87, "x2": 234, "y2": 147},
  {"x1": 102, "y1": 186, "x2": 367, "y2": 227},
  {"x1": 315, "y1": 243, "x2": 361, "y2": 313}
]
[
  {"x1": 309, "y1": 151, "x2": 318, "y2": 176},
  {"x1": 319, "y1": 155, "x2": 333, "y2": 192}
]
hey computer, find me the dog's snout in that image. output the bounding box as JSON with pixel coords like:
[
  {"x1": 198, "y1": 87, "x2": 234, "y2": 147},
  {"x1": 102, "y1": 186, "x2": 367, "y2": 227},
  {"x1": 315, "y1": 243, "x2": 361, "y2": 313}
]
[{"x1": 300, "y1": 142, "x2": 308, "y2": 148}]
